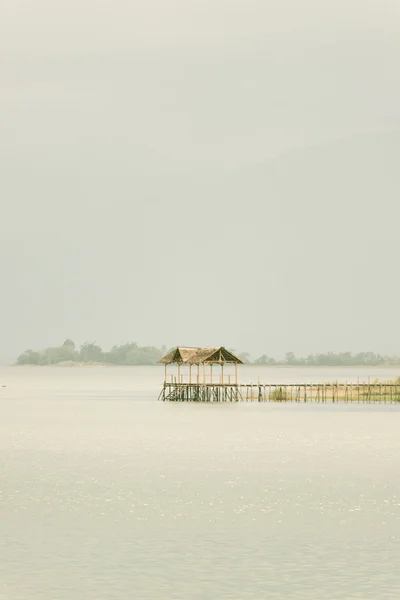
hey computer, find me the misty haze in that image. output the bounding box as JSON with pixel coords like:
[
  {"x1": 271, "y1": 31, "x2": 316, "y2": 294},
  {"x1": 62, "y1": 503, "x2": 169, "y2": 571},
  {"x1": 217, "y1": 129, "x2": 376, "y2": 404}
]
[
  {"x1": 1, "y1": 1, "x2": 400, "y2": 599},
  {"x1": 1, "y1": 0, "x2": 400, "y2": 360}
]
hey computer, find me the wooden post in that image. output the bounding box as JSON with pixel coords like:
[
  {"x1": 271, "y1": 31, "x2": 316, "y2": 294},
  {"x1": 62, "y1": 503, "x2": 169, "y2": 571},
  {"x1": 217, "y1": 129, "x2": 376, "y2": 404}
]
[
  {"x1": 221, "y1": 363, "x2": 224, "y2": 385},
  {"x1": 210, "y1": 364, "x2": 213, "y2": 384},
  {"x1": 189, "y1": 364, "x2": 192, "y2": 384},
  {"x1": 178, "y1": 363, "x2": 181, "y2": 384},
  {"x1": 164, "y1": 364, "x2": 167, "y2": 383},
  {"x1": 235, "y1": 363, "x2": 238, "y2": 385}
]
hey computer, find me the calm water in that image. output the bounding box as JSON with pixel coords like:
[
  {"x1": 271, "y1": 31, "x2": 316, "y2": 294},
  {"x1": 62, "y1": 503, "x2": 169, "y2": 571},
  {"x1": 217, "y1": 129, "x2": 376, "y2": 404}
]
[{"x1": 1, "y1": 366, "x2": 400, "y2": 600}]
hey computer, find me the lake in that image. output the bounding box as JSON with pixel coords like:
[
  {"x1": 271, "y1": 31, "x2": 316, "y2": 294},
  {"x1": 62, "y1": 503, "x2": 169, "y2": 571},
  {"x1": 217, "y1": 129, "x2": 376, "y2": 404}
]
[{"x1": 1, "y1": 366, "x2": 400, "y2": 599}]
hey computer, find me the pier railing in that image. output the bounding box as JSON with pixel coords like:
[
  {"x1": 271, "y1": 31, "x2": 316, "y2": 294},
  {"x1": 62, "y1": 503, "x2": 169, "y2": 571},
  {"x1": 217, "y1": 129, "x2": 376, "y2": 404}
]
[{"x1": 159, "y1": 382, "x2": 400, "y2": 403}]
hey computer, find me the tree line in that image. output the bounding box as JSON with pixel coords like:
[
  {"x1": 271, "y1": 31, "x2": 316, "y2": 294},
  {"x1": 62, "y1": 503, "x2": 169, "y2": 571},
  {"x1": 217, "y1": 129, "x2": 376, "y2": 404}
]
[
  {"x1": 252, "y1": 351, "x2": 400, "y2": 366},
  {"x1": 16, "y1": 340, "x2": 166, "y2": 366},
  {"x1": 16, "y1": 342, "x2": 400, "y2": 367}
]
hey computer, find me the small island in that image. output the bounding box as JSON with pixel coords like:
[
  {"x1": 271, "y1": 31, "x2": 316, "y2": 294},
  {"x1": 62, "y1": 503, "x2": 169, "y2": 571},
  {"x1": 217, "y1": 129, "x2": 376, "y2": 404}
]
[{"x1": 16, "y1": 339, "x2": 166, "y2": 366}]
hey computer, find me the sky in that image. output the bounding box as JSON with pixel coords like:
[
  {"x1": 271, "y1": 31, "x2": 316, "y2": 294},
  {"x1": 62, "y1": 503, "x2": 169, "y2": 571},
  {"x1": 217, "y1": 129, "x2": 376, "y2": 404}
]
[{"x1": 1, "y1": 0, "x2": 400, "y2": 359}]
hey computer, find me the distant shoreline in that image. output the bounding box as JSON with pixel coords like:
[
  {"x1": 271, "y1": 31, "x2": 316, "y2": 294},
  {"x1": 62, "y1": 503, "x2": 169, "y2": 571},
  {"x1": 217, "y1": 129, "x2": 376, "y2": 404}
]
[{"x1": 13, "y1": 340, "x2": 400, "y2": 368}]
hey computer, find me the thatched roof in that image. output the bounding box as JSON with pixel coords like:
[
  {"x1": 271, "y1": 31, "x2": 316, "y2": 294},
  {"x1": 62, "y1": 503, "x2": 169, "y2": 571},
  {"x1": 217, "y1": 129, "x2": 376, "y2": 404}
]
[{"x1": 160, "y1": 347, "x2": 243, "y2": 365}]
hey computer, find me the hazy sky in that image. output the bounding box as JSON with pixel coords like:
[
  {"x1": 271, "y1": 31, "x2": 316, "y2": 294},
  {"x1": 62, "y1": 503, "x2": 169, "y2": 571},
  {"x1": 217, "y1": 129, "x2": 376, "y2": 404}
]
[{"x1": 1, "y1": 0, "x2": 400, "y2": 359}]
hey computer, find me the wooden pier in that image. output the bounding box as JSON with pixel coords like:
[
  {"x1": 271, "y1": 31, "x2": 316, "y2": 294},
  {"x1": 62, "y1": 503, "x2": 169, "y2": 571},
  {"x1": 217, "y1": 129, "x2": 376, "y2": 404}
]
[
  {"x1": 159, "y1": 382, "x2": 400, "y2": 403},
  {"x1": 158, "y1": 347, "x2": 400, "y2": 404}
]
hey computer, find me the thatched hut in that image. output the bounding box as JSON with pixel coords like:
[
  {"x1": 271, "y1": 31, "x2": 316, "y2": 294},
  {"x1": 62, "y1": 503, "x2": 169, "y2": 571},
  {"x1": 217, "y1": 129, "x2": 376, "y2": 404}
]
[{"x1": 160, "y1": 346, "x2": 243, "y2": 384}]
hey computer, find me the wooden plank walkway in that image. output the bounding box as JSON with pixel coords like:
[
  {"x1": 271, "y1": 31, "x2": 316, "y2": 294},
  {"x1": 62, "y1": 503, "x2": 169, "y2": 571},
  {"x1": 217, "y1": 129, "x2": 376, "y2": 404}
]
[{"x1": 159, "y1": 382, "x2": 400, "y2": 403}]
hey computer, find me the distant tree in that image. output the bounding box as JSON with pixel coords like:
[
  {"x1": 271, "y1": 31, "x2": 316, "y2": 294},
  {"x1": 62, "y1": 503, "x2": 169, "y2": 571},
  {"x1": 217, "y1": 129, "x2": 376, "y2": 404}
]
[
  {"x1": 254, "y1": 354, "x2": 276, "y2": 365},
  {"x1": 254, "y1": 354, "x2": 268, "y2": 364},
  {"x1": 238, "y1": 352, "x2": 251, "y2": 363},
  {"x1": 338, "y1": 352, "x2": 353, "y2": 365},
  {"x1": 104, "y1": 343, "x2": 138, "y2": 365},
  {"x1": 40, "y1": 343, "x2": 78, "y2": 364},
  {"x1": 79, "y1": 342, "x2": 103, "y2": 363},
  {"x1": 17, "y1": 349, "x2": 41, "y2": 365},
  {"x1": 126, "y1": 346, "x2": 163, "y2": 365},
  {"x1": 363, "y1": 352, "x2": 381, "y2": 366},
  {"x1": 285, "y1": 352, "x2": 297, "y2": 365},
  {"x1": 63, "y1": 339, "x2": 76, "y2": 349}
]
